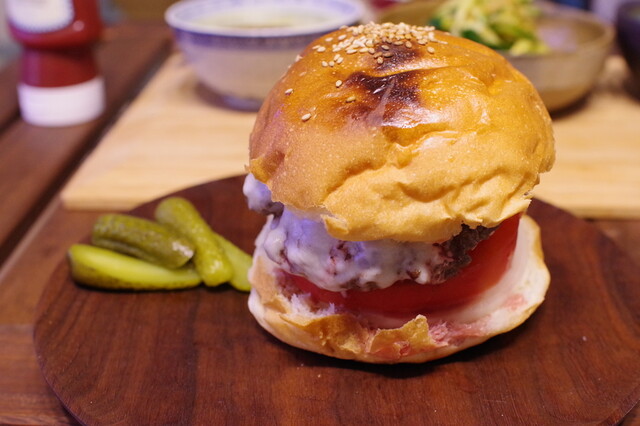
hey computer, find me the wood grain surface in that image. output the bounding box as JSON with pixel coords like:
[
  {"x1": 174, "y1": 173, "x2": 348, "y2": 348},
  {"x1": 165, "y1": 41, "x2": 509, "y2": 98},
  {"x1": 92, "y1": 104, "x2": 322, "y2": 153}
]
[
  {"x1": 34, "y1": 176, "x2": 640, "y2": 425},
  {"x1": 0, "y1": 23, "x2": 173, "y2": 264},
  {"x1": 0, "y1": 61, "x2": 19, "y2": 131}
]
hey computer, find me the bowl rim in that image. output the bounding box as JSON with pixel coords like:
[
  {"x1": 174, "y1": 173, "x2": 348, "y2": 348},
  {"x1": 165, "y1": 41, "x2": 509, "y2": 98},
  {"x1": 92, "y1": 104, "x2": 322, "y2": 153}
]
[
  {"x1": 500, "y1": 2, "x2": 615, "y2": 59},
  {"x1": 165, "y1": 0, "x2": 364, "y2": 38},
  {"x1": 377, "y1": 0, "x2": 614, "y2": 59}
]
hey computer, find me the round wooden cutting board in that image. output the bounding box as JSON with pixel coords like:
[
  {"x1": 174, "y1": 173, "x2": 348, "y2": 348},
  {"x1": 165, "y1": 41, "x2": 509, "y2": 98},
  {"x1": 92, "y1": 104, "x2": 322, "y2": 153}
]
[{"x1": 34, "y1": 176, "x2": 640, "y2": 424}]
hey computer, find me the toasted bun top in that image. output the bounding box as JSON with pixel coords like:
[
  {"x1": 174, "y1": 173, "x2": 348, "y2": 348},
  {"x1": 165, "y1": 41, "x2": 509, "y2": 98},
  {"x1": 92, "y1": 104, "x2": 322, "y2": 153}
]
[{"x1": 248, "y1": 23, "x2": 555, "y2": 242}]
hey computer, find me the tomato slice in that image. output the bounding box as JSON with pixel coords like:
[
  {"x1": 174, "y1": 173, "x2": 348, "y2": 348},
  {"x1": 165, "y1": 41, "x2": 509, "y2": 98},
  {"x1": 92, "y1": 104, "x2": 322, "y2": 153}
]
[{"x1": 286, "y1": 215, "x2": 520, "y2": 315}]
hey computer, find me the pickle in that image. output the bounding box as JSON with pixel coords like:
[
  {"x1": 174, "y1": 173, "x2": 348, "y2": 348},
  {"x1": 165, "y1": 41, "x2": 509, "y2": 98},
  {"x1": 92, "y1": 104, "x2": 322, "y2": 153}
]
[
  {"x1": 68, "y1": 244, "x2": 201, "y2": 290},
  {"x1": 91, "y1": 214, "x2": 195, "y2": 269},
  {"x1": 155, "y1": 197, "x2": 233, "y2": 287},
  {"x1": 216, "y1": 235, "x2": 252, "y2": 292}
]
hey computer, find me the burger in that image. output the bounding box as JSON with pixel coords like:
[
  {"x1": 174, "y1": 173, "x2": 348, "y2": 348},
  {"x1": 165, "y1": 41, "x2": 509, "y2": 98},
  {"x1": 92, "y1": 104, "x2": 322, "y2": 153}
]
[{"x1": 243, "y1": 22, "x2": 555, "y2": 363}]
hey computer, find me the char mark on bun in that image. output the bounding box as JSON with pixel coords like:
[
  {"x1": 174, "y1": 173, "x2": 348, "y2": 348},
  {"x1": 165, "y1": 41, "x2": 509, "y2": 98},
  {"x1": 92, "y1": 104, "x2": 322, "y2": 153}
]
[{"x1": 244, "y1": 23, "x2": 555, "y2": 363}]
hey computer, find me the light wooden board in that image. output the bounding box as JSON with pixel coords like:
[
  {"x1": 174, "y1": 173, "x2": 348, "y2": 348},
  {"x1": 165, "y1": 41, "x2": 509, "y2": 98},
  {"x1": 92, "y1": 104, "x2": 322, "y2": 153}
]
[
  {"x1": 62, "y1": 53, "x2": 640, "y2": 218},
  {"x1": 62, "y1": 54, "x2": 256, "y2": 211},
  {"x1": 536, "y1": 55, "x2": 640, "y2": 218}
]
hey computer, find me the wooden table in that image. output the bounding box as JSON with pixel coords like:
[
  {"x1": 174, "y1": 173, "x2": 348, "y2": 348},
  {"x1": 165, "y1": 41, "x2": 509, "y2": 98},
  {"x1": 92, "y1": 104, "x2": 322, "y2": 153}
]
[
  {"x1": 0, "y1": 22, "x2": 638, "y2": 424},
  {"x1": 0, "y1": 22, "x2": 174, "y2": 424}
]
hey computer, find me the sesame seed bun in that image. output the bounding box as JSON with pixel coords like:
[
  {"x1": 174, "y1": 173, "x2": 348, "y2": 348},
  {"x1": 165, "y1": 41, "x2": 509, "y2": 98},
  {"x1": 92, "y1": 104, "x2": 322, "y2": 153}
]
[
  {"x1": 248, "y1": 23, "x2": 555, "y2": 243},
  {"x1": 248, "y1": 215, "x2": 550, "y2": 364}
]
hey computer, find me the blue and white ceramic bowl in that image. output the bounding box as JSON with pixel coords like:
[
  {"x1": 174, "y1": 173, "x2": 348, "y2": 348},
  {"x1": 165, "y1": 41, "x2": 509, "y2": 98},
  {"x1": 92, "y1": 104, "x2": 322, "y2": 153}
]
[{"x1": 166, "y1": 0, "x2": 364, "y2": 109}]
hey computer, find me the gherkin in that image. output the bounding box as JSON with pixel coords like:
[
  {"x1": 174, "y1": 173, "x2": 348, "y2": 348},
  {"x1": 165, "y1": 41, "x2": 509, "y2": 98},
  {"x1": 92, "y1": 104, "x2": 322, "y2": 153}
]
[
  {"x1": 155, "y1": 197, "x2": 251, "y2": 291},
  {"x1": 69, "y1": 244, "x2": 201, "y2": 290},
  {"x1": 92, "y1": 213, "x2": 195, "y2": 269}
]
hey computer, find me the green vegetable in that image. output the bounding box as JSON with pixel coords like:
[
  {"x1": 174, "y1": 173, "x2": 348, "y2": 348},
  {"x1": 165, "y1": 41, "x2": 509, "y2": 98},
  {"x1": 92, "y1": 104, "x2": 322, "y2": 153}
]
[
  {"x1": 216, "y1": 234, "x2": 252, "y2": 292},
  {"x1": 155, "y1": 197, "x2": 234, "y2": 287},
  {"x1": 430, "y1": 0, "x2": 549, "y2": 55},
  {"x1": 68, "y1": 244, "x2": 201, "y2": 290},
  {"x1": 91, "y1": 213, "x2": 195, "y2": 269}
]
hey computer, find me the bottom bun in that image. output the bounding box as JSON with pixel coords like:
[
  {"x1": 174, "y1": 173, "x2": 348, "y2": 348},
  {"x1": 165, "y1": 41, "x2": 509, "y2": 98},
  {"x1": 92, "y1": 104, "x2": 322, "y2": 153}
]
[{"x1": 248, "y1": 215, "x2": 550, "y2": 364}]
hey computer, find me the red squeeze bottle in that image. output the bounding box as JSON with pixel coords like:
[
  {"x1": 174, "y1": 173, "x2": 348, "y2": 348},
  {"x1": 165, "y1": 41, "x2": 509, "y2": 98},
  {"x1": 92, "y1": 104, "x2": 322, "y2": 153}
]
[{"x1": 6, "y1": 0, "x2": 105, "y2": 127}]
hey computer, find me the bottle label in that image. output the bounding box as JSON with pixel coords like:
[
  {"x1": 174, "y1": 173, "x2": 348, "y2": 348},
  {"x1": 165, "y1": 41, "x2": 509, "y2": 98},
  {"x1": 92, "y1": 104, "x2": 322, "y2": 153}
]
[{"x1": 6, "y1": 0, "x2": 75, "y2": 33}]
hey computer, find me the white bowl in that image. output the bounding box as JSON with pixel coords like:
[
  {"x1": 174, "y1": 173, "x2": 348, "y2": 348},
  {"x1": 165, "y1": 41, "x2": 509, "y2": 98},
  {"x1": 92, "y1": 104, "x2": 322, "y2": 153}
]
[
  {"x1": 377, "y1": 1, "x2": 614, "y2": 112},
  {"x1": 165, "y1": 0, "x2": 364, "y2": 110},
  {"x1": 505, "y1": 2, "x2": 614, "y2": 112}
]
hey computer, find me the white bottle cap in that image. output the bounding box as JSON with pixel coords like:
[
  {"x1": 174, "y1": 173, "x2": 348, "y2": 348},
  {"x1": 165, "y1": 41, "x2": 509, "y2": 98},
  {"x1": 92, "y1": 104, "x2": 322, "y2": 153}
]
[{"x1": 17, "y1": 76, "x2": 106, "y2": 127}]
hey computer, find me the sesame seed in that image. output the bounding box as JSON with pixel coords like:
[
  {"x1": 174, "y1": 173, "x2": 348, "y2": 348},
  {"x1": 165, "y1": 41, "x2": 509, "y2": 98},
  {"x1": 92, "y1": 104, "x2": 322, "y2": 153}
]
[
  {"x1": 309, "y1": 23, "x2": 442, "y2": 70},
  {"x1": 301, "y1": 113, "x2": 312, "y2": 121},
  {"x1": 335, "y1": 80, "x2": 343, "y2": 88},
  {"x1": 285, "y1": 88, "x2": 293, "y2": 95},
  {"x1": 427, "y1": 46, "x2": 435, "y2": 54},
  {"x1": 346, "y1": 95, "x2": 356, "y2": 102}
]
